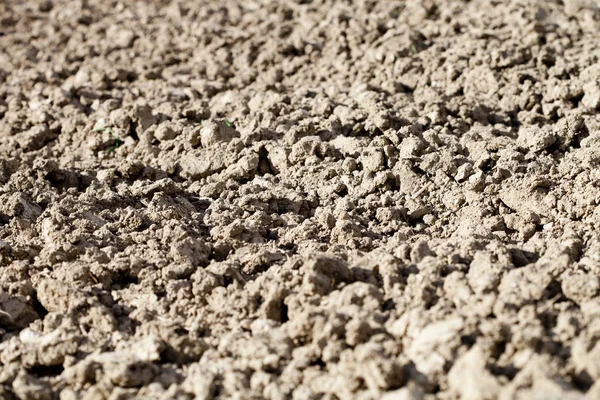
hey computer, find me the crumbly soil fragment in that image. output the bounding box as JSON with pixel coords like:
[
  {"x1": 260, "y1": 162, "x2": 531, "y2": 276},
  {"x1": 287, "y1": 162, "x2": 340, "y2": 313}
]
[{"x1": 1, "y1": 0, "x2": 600, "y2": 399}]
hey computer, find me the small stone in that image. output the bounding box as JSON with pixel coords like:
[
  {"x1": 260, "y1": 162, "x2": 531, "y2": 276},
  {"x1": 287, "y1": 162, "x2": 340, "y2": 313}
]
[
  {"x1": 455, "y1": 163, "x2": 473, "y2": 182},
  {"x1": 582, "y1": 82, "x2": 600, "y2": 109},
  {"x1": 110, "y1": 29, "x2": 136, "y2": 49},
  {"x1": 406, "y1": 199, "x2": 429, "y2": 219},
  {"x1": 517, "y1": 125, "x2": 556, "y2": 152},
  {"x1": 422, "y1": 214, "x2": 436, "y2": 225},
  {"x1": 343, "y1": 157, "x2": 358, "y2": 173},
  {"x1": 199, "y1": 120, "x2": 239, "y2": 148},
  {"x1": 466, "y1": 170, "x2": 485, "y2": 192},
  {"x1": 128, "y1": 336, "x2": 166, "y2": 362},
  {"x1": 360, "y1": 148, "x2": 386, "y2": 172},
  {"x1": 154, "y1": 122, "x2": 177, "y2": 141},
  {"x1": 399, "y1": 137, "x2": 425, "y2": 159}
]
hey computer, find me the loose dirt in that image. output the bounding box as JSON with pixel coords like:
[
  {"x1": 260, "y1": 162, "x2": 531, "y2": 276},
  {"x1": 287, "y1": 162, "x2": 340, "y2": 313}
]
[{"x1": 1, "y1": 0, "x2": 600, "y2": 399}]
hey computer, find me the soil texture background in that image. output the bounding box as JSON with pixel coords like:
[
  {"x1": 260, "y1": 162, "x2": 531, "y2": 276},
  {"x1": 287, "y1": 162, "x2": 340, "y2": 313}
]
[{"x1": 2, "y1": 0, "x2": 600, "y2": 399}]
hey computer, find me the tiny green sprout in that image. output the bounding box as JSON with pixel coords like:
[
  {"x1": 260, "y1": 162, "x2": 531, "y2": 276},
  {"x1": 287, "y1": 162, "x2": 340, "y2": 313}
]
[
  {"x1": 94, "y1": 127, "x2": 120, "y2": 152},
  {"x1": 410, "y1": 44, "x2": 418, "y2": 55},
  {"x1": 224, "y1": 120, "x2": 233, "y2": 128}
]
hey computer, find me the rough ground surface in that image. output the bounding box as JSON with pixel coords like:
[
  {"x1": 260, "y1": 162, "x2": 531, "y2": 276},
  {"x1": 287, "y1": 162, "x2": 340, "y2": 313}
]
[{"x1": 1, "y1": 0, "x2": 600, "y2": 399}]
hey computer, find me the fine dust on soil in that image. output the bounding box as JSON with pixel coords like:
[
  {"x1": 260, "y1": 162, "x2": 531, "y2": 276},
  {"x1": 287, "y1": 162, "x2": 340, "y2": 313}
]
[{"x1": 1, "y1": 0, "x2": 600, "y2": 399}]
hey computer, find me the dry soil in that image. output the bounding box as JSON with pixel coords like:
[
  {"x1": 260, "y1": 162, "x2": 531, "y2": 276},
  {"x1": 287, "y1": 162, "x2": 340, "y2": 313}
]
[{"x1": 2, "y1": 0, "x2": 600, "y2": 399}]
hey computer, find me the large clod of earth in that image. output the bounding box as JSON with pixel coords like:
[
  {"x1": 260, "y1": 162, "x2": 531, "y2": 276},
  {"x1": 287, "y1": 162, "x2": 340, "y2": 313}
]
[{"x1": 1, "y1": 0, "x2": 600, "y2": 399}]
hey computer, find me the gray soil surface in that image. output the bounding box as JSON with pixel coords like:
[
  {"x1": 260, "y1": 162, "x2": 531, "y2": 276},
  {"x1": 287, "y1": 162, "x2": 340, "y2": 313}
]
[{"x1": 1, "y1": 0, "x2": 600, "y2": 399}]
